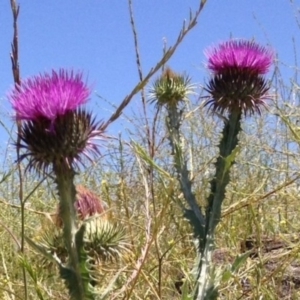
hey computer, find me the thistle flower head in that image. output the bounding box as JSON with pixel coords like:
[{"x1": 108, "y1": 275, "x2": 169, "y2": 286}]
[
  {"x1": 148, "y1": 67, "x2": 195, "y2": 108},
  {"x1": 9, "y1": 69, "x2": 90, "y2": 122},
  {"x1": 9, "y1": 69, "x2": 103, "y2": 173},
  {"x1": 204, "y1": 40, "x2": 274, "y2": 115}
]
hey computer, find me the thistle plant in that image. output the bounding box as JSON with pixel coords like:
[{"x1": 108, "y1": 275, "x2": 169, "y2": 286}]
[
  {"x1": 198, "y1": 39, "x2": 273, "y2": 299},
  {"x1": 9, "y1": 69, "x2": 104, "y2": 299},
  {"x1": 149, "y1": 68, "x2": 205, "y2": 236},
  {"x1": 149, "y1": 40, "x2": 273, "y2": 299}
]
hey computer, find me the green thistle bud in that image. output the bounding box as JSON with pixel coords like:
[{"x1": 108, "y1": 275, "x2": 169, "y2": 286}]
[
  {"x1": 148, "y1": 67, "x2": 195, "y2": 108},
  {"x1": 83, "y1": 217, "x2": 129, "y2": 262}
]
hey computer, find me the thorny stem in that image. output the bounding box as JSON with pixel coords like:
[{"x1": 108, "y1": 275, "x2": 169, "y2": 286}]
[
  {"x1": 54, "y1": 164, "x2": 85, "y2": 300},
  {"x1": 9, "y1": 1, "x2": 28, "y2": 299},
  {"x1": 195, "y1": 112, "x2": 242, "y2": 300},
  {"x1": 166, "y1": 105, "x2": 206, "y2": 240},
  {"x1": 206, "y1": 112, "x2": 241, "y2": 234},
  {"x1": 166, "y1": 103, "x2": 242, "y2": 299}
]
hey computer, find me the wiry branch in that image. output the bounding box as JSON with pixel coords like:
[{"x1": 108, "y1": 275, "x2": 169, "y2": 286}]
[
  {"x1": 9, "y1": 0, "x2": 28, "y2": 298},
  {"x1": 10, "y1": 0, "x2": 20, "y2": 86},
  {"x1": 127, "y1": 0, "x2": 152, "y2": 155},
  {"x1": 222, "y1": 173, "x2": 300, "y2": 217},
  {"x1": 103, "y1": 0, "x2": 207, "y2": 130}
]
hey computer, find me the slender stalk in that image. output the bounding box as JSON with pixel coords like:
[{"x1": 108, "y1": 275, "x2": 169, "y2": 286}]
[
  {"x1": 111, "y1": 151, "x2": 155, "y2": 300},
  {"x1": 127, "y1": 2, "x2": 166, "y2": 295},
  {"x1": 9, "y1": 1, "x2": 28, "y2": 298}
]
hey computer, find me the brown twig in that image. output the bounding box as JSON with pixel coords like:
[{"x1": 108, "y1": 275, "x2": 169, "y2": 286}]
[
  {"x1": 127, "y1": 0, "x2": 153, "y2": 183},
  {"x1": 9, "y1": 0, "x2": 28, "y2": 298},
  {"x1": 0, "y1": 198, "x2": 55, "y2": 218},
  {"x1": 0, "y1": 219, "x2": 21, "y2": 250},
  {"x1": 10, "y1": 0, "x2": 20, "y2": 86}
]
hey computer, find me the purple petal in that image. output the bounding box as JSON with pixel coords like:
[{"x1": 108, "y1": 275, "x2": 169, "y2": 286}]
[
  {"x1": 9, "y1": 69, "x2": 90, "y2": 121},
  {"x1": 205, "y1": 40, "x2": 274, "y2": 74}
]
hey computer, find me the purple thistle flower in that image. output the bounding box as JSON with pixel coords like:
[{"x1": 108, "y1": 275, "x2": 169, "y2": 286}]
[
  {"x1": 9, "y1": 69, "x2": 90, "y2": 121},
  {"x1": 205, "y1": 40, "x2": 273, "y2": 75},
  {"x1": 9, "y1": 69, "x2": 104, "y2": 173},
  {"x1": 204, "y1": 39, "x2": 274, "y2": 115}
]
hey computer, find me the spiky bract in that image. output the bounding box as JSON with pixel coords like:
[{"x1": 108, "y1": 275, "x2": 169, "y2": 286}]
[
  {"x1": 18, "y1": 109, "x2": 103, "y2": 173},
  {"x1": 148, "y1": 68, "x2": 195, "y2": 108},
  {"x1": 37, "y1": 217, "x2": 129, "y2": 286},
  {"x1": 9, "y1": 69, "x2": 90, "y2": 122},
  {"x1": 83, "y1": 217, "x2": 129, "y2": 262},
  {"x1": 204, "y1": 40, "x2": 273, "y2": 115},
  {"x1": 205, "y1": 68, "x2": 270, "y2": 115}
]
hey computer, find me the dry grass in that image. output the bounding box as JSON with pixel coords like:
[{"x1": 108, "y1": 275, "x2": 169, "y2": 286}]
[
  {"x1": 2, "y1": 1, "x2": 300, "y2": 299},
  {"x1": 2, "y1": 77, "x2": 300, "y2": 299}
]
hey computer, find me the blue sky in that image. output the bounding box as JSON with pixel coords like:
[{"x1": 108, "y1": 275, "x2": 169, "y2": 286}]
[{"x1": 0, "y1": 0, "x2": 299, "y2": 153}]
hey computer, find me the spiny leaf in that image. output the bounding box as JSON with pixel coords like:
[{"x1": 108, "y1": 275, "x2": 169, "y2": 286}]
[
  {"x1": 230, "y1": 251, "x2": 252, "y2": 273},
  {"x1": 25, "y1": 236, "x2": 61, "y2": 265}
]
